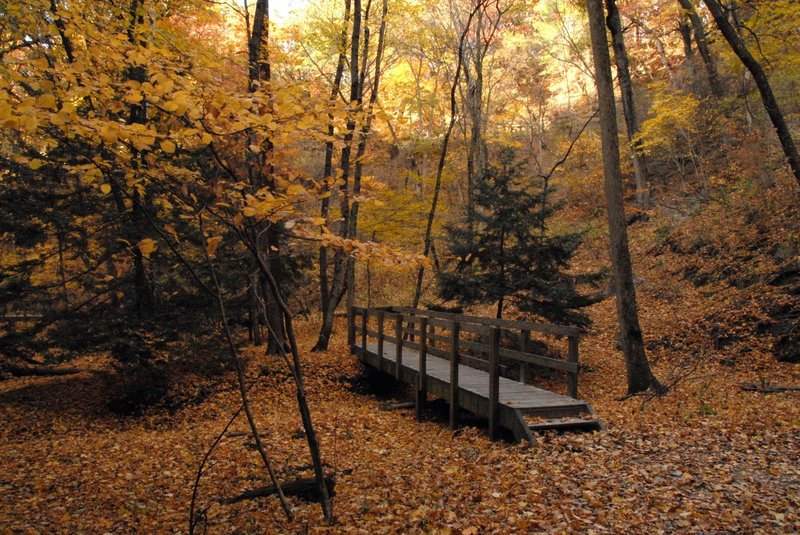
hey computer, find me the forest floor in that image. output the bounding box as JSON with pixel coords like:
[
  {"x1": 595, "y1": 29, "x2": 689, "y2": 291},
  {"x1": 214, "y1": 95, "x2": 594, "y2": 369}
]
[
  {"x1": 2, "y1": 189, "x2": 800, "y2": 533},
  {"x1": 1, "y1": 315, "x2": 798, "y2": 533}
]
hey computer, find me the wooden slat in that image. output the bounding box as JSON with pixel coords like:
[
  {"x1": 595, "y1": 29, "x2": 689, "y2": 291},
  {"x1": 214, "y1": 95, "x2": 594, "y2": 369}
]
[
  {"x1": 567, "y1": 336, "x2": 579, "y2": 399},
  {"x1": 500, "y1": 347, "x2": 578, "y2": 373},
  {"x1": 388, "y1": 306, "x2": 581, "y2": 337},
  {"x1": 450, "y1": 321, "x2": 460, "y2": 429},
  {"x1": 395, "y1": 314, "x2": 403, "y2": 380},
  {"x1": 360, "y1": 310, "x2": 368, "y2": 362},
  {"x1": 416, "y1": 318, "x2": 428, "y2": 421},
  {"x1": 488, "y1": 328, "x2": 500, "y2": 440},
  {"x1": 377, "y1": 311, "x2": 385, "y2": 360},
  {"x1": 520, "y1": 330, "x2": 530, "y2": 384}
]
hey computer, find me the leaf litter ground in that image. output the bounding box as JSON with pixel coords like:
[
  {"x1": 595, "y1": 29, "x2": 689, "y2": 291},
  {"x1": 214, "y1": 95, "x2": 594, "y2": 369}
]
[{"x1": 1, "y1": 316, "x2": 797, "y2": 533}]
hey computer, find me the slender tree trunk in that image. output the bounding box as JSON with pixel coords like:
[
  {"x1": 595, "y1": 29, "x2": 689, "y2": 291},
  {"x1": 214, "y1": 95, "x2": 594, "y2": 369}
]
[
  {"x1": 411, "y1": 1, "x2": 485, "y2": 310},
  {"x1": 316, "y1": 0, "x2": 352, "y2": 352},
  {"x1": 465, "y1": 10, "x2": 485, "y2": 219},
  {"x1": 678, "y1": 14, "x2": 693, "y2": 60},
  {"x1": 702, "y1": 0, "x2": 800, "y2": 186},
  {"x1": 606, "y1": 0, "x2": 650, "y2": 208},
  {"x1": 586, "y1": 0, "x2": 662, "y2": 395},
  {"x1": 315, "y1": 0, "x2": 362, "y2": 351},
  {"x1": 677, "y1": 0, "x2": 723, "y2": 98},
  {"x1": 248, "y1": 273, "x2": 262, "y2": 345},
  {"x1": 247, "y1": 0, "x2": 286, "y2": 353},
  {"x1": 126, "y1": 0, "x2": 155, "y2": 319},
  {"x1": 246, "y1": 232, "x2": 333, "y2": 519},
  {"x1": 345, "y1": 0, "x2": 388, "y2": 344}
]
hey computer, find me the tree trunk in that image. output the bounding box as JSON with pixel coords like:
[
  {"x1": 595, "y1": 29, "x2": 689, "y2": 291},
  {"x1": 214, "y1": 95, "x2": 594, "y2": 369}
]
[
  {"x1": 605, "y1": 0, "x2": 650, "y2": 208},
  {"x1": 586, "y1": 0, "x2": 662, "y2": 395},
  {"x1": 345, "y1": 0, "x2": 388, "y2": 344},
  {"x1": 316, "y1": 0, "x2": 352, "y2": 351},
  {"x1": 126, "y1": 0, "x2": 155, "y2": 319},
  {"x1": 248, "y1": 273, "x2": 262, "y2": 345},
  {"x1": 676, "y1": 0, "x2": 723, "y2": 98},
  {"x1": 678, "y1": 14, "x2": 693, "y2": 60},
  {"x1": 315, "y1": 0, "x2": 362, "y2": 351},
  {"x1": 410, "y1": 1, "x2": 484, "y2": 310},
  {"x1": 702, "y1": 0, "x2": 800, "y2": 186},
  {"x1": 247, "y1": 0, "x2": 286, "y2": 353}
]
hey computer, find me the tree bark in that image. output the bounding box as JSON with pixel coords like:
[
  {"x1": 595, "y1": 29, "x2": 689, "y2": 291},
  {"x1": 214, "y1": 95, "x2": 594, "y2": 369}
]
[
  {"x1": 702, "y1": 0, "x2": 800, "y2": 186},
  {"x1": 411, "y1": 1, "x2": 485, "y2": 310},
  {"x1": 247, "y1": 0, "x2": 286, "y2": 353},
  {"x1": 315, "y1": 0, "x2": 365, "y2": 351},
  {"x1": 605, "y1": 0, "x2": 650, "y2": 208},
  {"x1": 126, "y1": 0, "x2": 155, "y2": 319},
  {"x1": 676, "y1": 0, "x2": 723, "y2": 98},
  {"x1": 586, "y1": 0, "x2": 662, "y2": 395},
  {"x1": 345, "y1": 0, "x2": 388, "y2": 343},
  {"x1": 316, "y1": 0, "x2": 352, "y2": 352},
  {"x1": 678, "y1": 14, "x2": 693, "y2": 60}
]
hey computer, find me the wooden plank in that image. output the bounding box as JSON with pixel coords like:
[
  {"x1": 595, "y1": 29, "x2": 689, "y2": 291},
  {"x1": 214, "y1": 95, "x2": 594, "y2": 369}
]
[
  {"x1": 395, "y1": 315, "x2": 403, "y2": 380},
  {"x1": 377, "y1": 311, "x2": 385, "y2": 359},
  {"x1": 500, "y1": 347, "x2": 578, "y2": 374},
  {"x1": 488, "y1": 327, "x2": 500, "y2": 440},
  {"x1": 450, "y1": 321, "x2": 460, "y2": 429},
  {"x1": 388, "y1": 306, "x2": 581, "y2": 337},
  {"x1": 520, "y1": 330, "x2": 530, "y2": 384},
  {"x1": 568, "y1": 336, "x2": 579, "y2": 399},
  {"x1": 360, "y1": 309, "x2": 368, "y2": 362},
  {"x1": 416, "y1": 318, "x2": 428, "y2": 421}
]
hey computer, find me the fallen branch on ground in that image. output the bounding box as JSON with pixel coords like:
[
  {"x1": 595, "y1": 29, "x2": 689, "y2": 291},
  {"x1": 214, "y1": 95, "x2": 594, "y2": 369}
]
[
  {"x1": 739, "y1": 382, "x2": 800, "y2": 393},
  {"x1": 379, "y1": 401, "x2": 414, "y2": 411},
  {"x1": 221, "y1": 475, "x2": 336, "y2": 504},
  {"x1": 3, "y1": 365, "x2": 83, "y2": 377}
]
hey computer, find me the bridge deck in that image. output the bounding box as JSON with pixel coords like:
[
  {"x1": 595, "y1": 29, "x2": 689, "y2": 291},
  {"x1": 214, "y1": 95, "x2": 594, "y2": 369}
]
[{"x1": 359, "y1": 340, "x2": 584, "y2": 410}]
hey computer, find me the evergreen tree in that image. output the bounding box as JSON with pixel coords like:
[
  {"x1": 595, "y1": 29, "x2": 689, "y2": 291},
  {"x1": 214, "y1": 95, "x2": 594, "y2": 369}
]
[{"x1": 438, "y1": 150, "x2": 593, "y2": 325}]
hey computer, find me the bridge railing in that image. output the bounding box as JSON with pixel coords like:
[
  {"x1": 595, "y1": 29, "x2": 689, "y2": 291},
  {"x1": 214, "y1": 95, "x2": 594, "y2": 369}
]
[{"x1": 349, "y1": 306, "x2": 581, "y2": 437}]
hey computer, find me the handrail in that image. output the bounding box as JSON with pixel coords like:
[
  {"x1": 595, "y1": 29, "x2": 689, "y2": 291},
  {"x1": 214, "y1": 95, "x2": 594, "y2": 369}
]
[{"x1": 382, "y1": 306, "x2": 581, "y2": 337}]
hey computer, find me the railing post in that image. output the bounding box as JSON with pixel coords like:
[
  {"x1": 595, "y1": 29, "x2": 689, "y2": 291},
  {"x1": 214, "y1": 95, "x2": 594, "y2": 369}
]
[
  {"x1": 347, "y1": 305, "x2": 356, "y2": 347},
  {"x1": 377, "y1": 310, "x2": 385, "y2": 359},
  {"x1": 348, "y1": 307, "x2": 356, "y2": 353},
  {"x1": 429, "y1": 321, "x2": 435, "y2": 349},
  {"x1": 568, "y1": 335, "x2": 579, "y2": 399},
  {"x1": 449, "y1": 321, "x2": 460, "y2": 430},
  {"x1": 394, "y1": 314, "x2": 403, "y2": 380},
  {"x1": 488, "y1": 327, "x2": 500, "y2": 440},
  {"x1": 520, "y1": 329, "x2": 530, "y2": 384},
  {"x1": 415, "y1": 317, "x2": 428, "y2": 422},
  {"x1": 360, "y1": 309, "x2": 368, "y2": 362}
]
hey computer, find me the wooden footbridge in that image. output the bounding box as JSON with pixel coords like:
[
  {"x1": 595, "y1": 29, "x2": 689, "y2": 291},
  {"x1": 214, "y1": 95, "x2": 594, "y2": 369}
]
[{"x1": 349, "y1": 307, "x2": 602, "y2": 442}]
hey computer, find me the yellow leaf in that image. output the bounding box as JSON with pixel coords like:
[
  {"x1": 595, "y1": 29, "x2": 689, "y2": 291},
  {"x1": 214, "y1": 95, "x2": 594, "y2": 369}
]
[
  {"x1": 286, "y1": 183, "x2": 304, "y2": 196},
  {"x1": 125, "y1": 90, "x2": 143, "y2": 104},
  {"x1": 29, "y1": 159, "x2": 44, "y2": 170},
  {"x1": 160, "y1": 140, "x2": 176, "y2": 154},
  {"x1": 206, "y1": 236, "x2": 222, "y2": 258},
  {"x1": 138, "y1": 238, "x2": 157, "y2": 258},
  {"x1": 49, "y1": 112, "x2": 68, "y2": 126},
  {"x1": 38, "y1": 94, "x2": 57, "y2": 109},
  {"x1": 100, "y1": 183, "x2": 111, "y2": 195}
]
